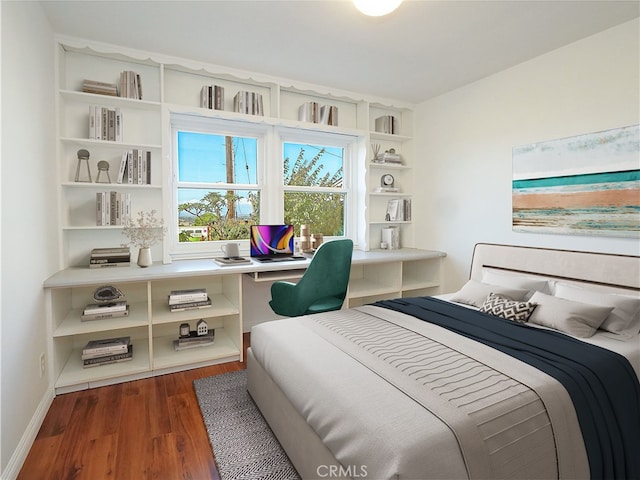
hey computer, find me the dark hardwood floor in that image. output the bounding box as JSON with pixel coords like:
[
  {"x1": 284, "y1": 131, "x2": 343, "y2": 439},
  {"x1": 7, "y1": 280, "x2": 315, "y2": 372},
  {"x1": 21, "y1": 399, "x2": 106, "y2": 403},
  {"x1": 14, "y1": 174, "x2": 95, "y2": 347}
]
[{"x1": 18, "y1": 333, "x2": 250, "y2": 480}]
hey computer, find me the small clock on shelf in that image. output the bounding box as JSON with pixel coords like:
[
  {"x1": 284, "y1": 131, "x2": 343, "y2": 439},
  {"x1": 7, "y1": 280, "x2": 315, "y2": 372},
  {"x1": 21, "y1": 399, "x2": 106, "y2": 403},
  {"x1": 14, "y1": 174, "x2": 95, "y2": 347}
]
[
  {"x1": 381, "y1": 174, "x2": 394, "y2": 188},
  {"x1": 374, "y1": 174, "x2": 399, "y2": 193}
]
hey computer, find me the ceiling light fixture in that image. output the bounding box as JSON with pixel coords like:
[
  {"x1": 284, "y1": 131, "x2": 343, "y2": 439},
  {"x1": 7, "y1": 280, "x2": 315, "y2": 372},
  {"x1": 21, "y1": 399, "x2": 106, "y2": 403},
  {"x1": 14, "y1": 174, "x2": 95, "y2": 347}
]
[{"x1": 353, "y1": 0, "x2": 403, "y2": 17}]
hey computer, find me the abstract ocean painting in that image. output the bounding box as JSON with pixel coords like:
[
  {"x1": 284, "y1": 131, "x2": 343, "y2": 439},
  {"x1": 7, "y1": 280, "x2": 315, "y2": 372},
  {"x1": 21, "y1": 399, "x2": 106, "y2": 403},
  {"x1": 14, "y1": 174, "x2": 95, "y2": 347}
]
[{"x1": 513, "y1": 125, "x2": 639, "y2": 237}]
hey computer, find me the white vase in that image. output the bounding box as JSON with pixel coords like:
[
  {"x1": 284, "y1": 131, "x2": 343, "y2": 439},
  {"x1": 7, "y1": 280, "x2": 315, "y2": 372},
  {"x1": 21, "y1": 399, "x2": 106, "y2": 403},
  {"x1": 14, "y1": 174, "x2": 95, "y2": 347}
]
[{"x1": 137, "y1": 247, "x2": 152, "y2": 267}]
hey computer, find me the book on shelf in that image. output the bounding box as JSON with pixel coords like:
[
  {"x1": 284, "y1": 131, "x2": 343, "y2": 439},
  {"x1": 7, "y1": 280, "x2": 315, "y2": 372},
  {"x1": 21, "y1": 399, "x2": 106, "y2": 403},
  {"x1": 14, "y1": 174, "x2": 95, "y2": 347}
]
[
  {"x1": 89, "y1": 261, "x2": 131, "y2": 269},
  {"x1": 115, "y1": 149, "x2": 152, "y2": 185},
  {"x1": 173, "y1": 330, "x2": 215, "y2": 350},
  {"x1": 89, "y1": 106, "x2": 123, "y2": 141},
  {"x1": 213, "y1": 256, "x2": 251, "y2": 266},
  {"x1": 90, "y1": 247, "x2": 130, "y2": 266},
  {"x1": 83, "y1": 344, "x2": 133, "y2": 368},
  {"x1": 169, "y1": 297, "x2": 212, "y2": 312},
  {"x1": 374, "y1": 115, "x2": 398, "y2": 135},
  {"x1": 82, "y1": 336, "x2": 130, "y2": 357},
  {"x1": 82, "y1": 79, "x2": 118, "y2": 96},
  {"x1": 83, "y1": 301, "x2": 128, "y2": 315},
  {"x1": 90, "y1": 255, "x2": 131, "y2": 264},
  {"x1": 233, "y1": 90, "x2": 263, "y2": 116},
  {"x1": 96, "y1": 191, "x2": 131, "y2": 226},
  {"x1": 81, "y1": 306, "x2": 130, "y2": 321},
  {"x1": 168, "y1": 288, "x2": 208, "y2": 305},
  {"x1": 298, "y1": 102, "x2": 338, "y2": 126},
  {"x1": 385, "y1": 198, "x2": 411, "y2": 221},
  {"x1": 320, "y1": 105, "x2": 338, "y2": 126},
  {"x1": 200, "y1": 85, "x2": 224, "y2": 110},
  {"x1": 119, "y1": 70, "x2": 142, "y2": 100},
  {"x1": 91, "y1": 247, "x2": 130, "y2": 257},
  {"x1": 386, "y1": 199, "x2": 399, "y2": 221}
]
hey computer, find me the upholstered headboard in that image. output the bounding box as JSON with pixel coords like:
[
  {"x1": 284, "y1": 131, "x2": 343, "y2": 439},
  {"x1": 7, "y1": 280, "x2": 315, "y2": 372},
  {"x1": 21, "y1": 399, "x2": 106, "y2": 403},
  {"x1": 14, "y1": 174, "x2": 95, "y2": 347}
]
[{"x1": 470, "y1": 243, "x2": 640, "y2": 294}]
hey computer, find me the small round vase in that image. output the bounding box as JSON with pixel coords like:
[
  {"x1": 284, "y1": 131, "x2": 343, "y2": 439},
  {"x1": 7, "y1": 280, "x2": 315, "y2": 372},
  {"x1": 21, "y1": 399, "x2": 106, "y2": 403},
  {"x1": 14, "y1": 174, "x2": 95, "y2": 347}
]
[{"x1": 137, "y1": 247, "x2": 152, "y2": 267}]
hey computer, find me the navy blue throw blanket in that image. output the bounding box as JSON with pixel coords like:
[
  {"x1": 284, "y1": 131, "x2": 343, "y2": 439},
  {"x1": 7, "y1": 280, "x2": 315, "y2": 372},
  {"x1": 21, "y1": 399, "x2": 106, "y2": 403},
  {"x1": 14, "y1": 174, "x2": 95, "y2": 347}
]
[{"x1": 373, "y1": 296, "x2": 640, "y2": 480}]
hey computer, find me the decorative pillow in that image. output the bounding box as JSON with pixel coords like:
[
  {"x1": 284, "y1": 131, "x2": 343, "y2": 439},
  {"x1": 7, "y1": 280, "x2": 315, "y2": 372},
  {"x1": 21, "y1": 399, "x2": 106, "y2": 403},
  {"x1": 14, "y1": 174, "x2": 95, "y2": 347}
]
[
  {"x1": 528, "y1": 291, "x2": 614, "y2": 338},
  {"x1": 479, "y1": 293, "x2": 537, "y2": 323},
  {"x1": 554, "y1": 283, "x2": 640, "y2": 338},
  {"x1": 449, "y1": 280, "x2": 529, "y2": 308},
  {"x1": 481, "y1": 269, "x2": 552, "y2": 297}
]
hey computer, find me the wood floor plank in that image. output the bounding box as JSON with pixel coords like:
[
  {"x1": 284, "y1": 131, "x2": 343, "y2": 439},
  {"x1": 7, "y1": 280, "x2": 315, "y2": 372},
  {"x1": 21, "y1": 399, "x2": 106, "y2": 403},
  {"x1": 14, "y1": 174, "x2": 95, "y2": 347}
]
[
  {"x1": 80, "y1": 435, "x2": 118, "y2": 480},
  {"x1": 18, "y1": 333, "x2": 250, "y2": 480}
]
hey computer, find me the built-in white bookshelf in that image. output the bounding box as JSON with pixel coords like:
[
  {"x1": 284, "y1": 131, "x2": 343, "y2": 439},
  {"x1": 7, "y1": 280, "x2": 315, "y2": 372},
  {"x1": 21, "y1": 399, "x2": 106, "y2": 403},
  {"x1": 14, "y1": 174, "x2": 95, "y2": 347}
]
[
  {"x1": 46, "y1": 269, "x2": 243, "y2": 394},
  {"x1": 54, "y1": 36, "x2": 415, "y2": 267}
]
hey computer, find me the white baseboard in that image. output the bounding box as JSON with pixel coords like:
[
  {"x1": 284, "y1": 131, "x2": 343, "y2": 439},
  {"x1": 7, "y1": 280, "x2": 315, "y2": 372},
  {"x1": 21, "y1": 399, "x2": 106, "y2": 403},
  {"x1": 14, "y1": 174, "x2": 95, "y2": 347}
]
[{"x1": 1, "y1": 388, "x2": 54, "y2": 480}]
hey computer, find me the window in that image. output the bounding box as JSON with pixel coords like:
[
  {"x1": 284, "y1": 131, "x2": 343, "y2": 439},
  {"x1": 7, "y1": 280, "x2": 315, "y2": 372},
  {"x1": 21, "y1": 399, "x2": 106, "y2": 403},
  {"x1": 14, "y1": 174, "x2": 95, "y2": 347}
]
[
  {"x1": 170, "y1": 115, "x2": 359, "y2": 259},
  {"x1": 171, "y1": 115, "x2": 265, "y2": 258},
  {"x1": 283, "y1": 142, "x2": 345, "y2": 236}
]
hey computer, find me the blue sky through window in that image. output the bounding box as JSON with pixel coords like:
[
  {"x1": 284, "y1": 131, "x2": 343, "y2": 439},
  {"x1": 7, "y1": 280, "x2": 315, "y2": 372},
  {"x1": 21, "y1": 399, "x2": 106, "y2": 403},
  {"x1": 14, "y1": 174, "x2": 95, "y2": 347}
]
[
  {"x1": 283, "y1": 142, "x2": 343, "y2": 185},
  {"x1": 177, "y1": 131, "x2": 257, "y2": 203}
]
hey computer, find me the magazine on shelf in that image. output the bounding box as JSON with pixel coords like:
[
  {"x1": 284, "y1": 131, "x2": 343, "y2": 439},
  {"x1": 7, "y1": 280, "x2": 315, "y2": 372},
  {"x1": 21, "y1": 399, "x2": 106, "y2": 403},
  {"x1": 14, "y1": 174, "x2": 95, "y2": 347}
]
[
  {"x1": 83, "y1": 301, "x2": 128, "y2": 315},
  {"x1": 81, "y1": 306, "x2": 129, "y2": 321},
  {"x1": 169, "y1": 297, "x2": 212, "y2": 312}
]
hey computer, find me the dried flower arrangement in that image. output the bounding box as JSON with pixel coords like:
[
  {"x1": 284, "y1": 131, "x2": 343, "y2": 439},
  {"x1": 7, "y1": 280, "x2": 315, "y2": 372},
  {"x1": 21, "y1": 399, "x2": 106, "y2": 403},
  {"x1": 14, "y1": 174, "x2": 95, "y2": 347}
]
[{"x1": 122, "y1": 210, "x2": 167, "y2": 248}]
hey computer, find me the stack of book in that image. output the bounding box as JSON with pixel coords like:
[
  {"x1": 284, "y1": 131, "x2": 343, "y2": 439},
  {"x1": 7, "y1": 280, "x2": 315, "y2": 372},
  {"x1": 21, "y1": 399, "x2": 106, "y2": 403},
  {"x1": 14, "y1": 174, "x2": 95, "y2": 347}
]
[
  {"x1": 373, "y1": 150, "x2": 402, "y2": 164},
  {"x1": 82, "y1": 300, "x2": 129, "y2": 320},
  {"x1": 119, "y1": 70, "x2": 142, "y2": 99},
  {"x1": 173, "y1": 329, "x2": 215, "y2": 351},
  {"x1": 89, "y1": 247, "x2": 131, "y2": 269},
  {"x1": 200, "y1": 85, "x2": 224, "y2": 110},
  {"x1": 82, "y1": 79, "x2": 118, "y2": 96},
  {"x1": 95, "y1": 191, "x2": 131, "y2": 226},
  {"x1": 168, "y1": 288, "x2": 212, "y2": 312},
  {"x1": 89, "y1": 105, "x2": 123, "y2": 142},
  {"x1": 82, "y1": 336, "x2": 133, "y2": 368}
]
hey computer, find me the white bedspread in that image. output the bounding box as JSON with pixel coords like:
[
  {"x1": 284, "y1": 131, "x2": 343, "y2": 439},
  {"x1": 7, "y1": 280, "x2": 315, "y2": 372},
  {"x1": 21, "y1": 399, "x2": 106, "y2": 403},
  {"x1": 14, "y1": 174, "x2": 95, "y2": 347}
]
[{"x1": 250, "y1": 305, "x2": 589, "y2": 479}]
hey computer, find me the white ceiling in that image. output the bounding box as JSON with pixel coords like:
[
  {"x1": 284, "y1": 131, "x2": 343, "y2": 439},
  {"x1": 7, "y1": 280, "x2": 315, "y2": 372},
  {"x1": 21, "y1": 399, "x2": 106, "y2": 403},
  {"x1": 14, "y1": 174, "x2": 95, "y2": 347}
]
[{"x1": 40, "y1": 0, "x2": 639, "y2": 104}]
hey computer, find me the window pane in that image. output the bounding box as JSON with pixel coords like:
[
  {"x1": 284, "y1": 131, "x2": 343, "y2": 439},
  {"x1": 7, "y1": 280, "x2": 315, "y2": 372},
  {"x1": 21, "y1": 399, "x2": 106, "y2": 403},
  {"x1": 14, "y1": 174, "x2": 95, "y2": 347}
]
[
  {"x1": 178, "y1": 131, "x2": 257, "y2": 184},
  {"x1": 283, "y1": 143, "x2": 343, "y2": 187},
  {"x1": 178, "y1": 188, "x2": 259, "y2": 242},
  {"x1": 284, "y1": 192, "x2": 345, "y2": 236}
]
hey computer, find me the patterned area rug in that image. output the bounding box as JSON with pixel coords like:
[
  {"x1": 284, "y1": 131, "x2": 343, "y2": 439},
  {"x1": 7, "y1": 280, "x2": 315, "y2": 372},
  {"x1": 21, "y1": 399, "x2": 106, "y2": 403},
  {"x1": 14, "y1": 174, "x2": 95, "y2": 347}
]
[{"x1": 193, "y1": 369, "x2": 301, "y2": 480}]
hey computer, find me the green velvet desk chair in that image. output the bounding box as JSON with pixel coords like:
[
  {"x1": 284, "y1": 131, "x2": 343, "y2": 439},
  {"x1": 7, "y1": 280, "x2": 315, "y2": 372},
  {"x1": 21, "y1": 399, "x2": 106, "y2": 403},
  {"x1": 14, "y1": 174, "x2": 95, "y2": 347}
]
[{"x1": 269, "y1": 238, "x2": 354, "y2": 317}]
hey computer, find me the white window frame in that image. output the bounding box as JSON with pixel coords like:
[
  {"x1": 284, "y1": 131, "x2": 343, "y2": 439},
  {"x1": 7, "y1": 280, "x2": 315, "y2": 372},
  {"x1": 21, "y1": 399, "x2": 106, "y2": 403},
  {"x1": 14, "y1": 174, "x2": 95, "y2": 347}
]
[
  {"x1": 276, "y1": 127, "x2": 358, "y2": 241},
  {"x1": 168, "y1": 113, "x2": 361, "y2": 260},
  {"x1": 169, "y1": 113, "x2": 267, "y2": 260}
]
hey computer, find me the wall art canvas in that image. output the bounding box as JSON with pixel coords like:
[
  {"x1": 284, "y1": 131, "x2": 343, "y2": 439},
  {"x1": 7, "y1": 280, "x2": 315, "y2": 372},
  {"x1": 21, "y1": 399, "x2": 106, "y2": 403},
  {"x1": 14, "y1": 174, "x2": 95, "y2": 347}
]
[{"x1": 512, "y1": 125, "x2": 639, "y2": 237}]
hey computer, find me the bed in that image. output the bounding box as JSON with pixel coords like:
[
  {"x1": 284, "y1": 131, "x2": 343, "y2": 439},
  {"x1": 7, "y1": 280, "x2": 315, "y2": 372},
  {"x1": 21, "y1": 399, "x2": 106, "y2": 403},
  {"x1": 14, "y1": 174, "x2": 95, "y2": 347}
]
[{"x1": 247, "y1": 243, "x2": 640, "y2": 479}]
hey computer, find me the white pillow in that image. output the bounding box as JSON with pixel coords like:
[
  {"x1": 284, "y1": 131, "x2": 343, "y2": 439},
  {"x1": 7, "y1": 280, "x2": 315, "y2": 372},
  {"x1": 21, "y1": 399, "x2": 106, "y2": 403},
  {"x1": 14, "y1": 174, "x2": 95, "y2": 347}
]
[
  {"x1": 450, "y1": 279, "x2": 529, "y2": 308},
  {"x1": 554, "y1": 283, "x2": 640, "y2": 337},
  {"x1": 481, "y1": 269, "x2": 552, "y2": 297},
  {"x1": 528, "y1": 291, "x2": 614, "y2": 338}
]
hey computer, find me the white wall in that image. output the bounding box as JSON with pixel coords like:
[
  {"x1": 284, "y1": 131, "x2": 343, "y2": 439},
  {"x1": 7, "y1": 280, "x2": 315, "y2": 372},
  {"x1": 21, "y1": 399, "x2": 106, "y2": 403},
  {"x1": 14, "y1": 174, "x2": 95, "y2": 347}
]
[
  {"x1": 1, "y1": 1, "x2": 57, "y2": 477},
  {"x1": 414, "y1": 19, "x2": 640, "y2": 292}
]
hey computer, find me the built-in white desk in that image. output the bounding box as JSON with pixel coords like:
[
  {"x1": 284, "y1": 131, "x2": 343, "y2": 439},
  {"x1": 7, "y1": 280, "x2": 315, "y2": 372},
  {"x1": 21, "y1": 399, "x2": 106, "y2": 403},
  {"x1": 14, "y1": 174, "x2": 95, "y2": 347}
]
[{"x1": 44, "y1": 248, "x2": 445, "y2": 393}]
